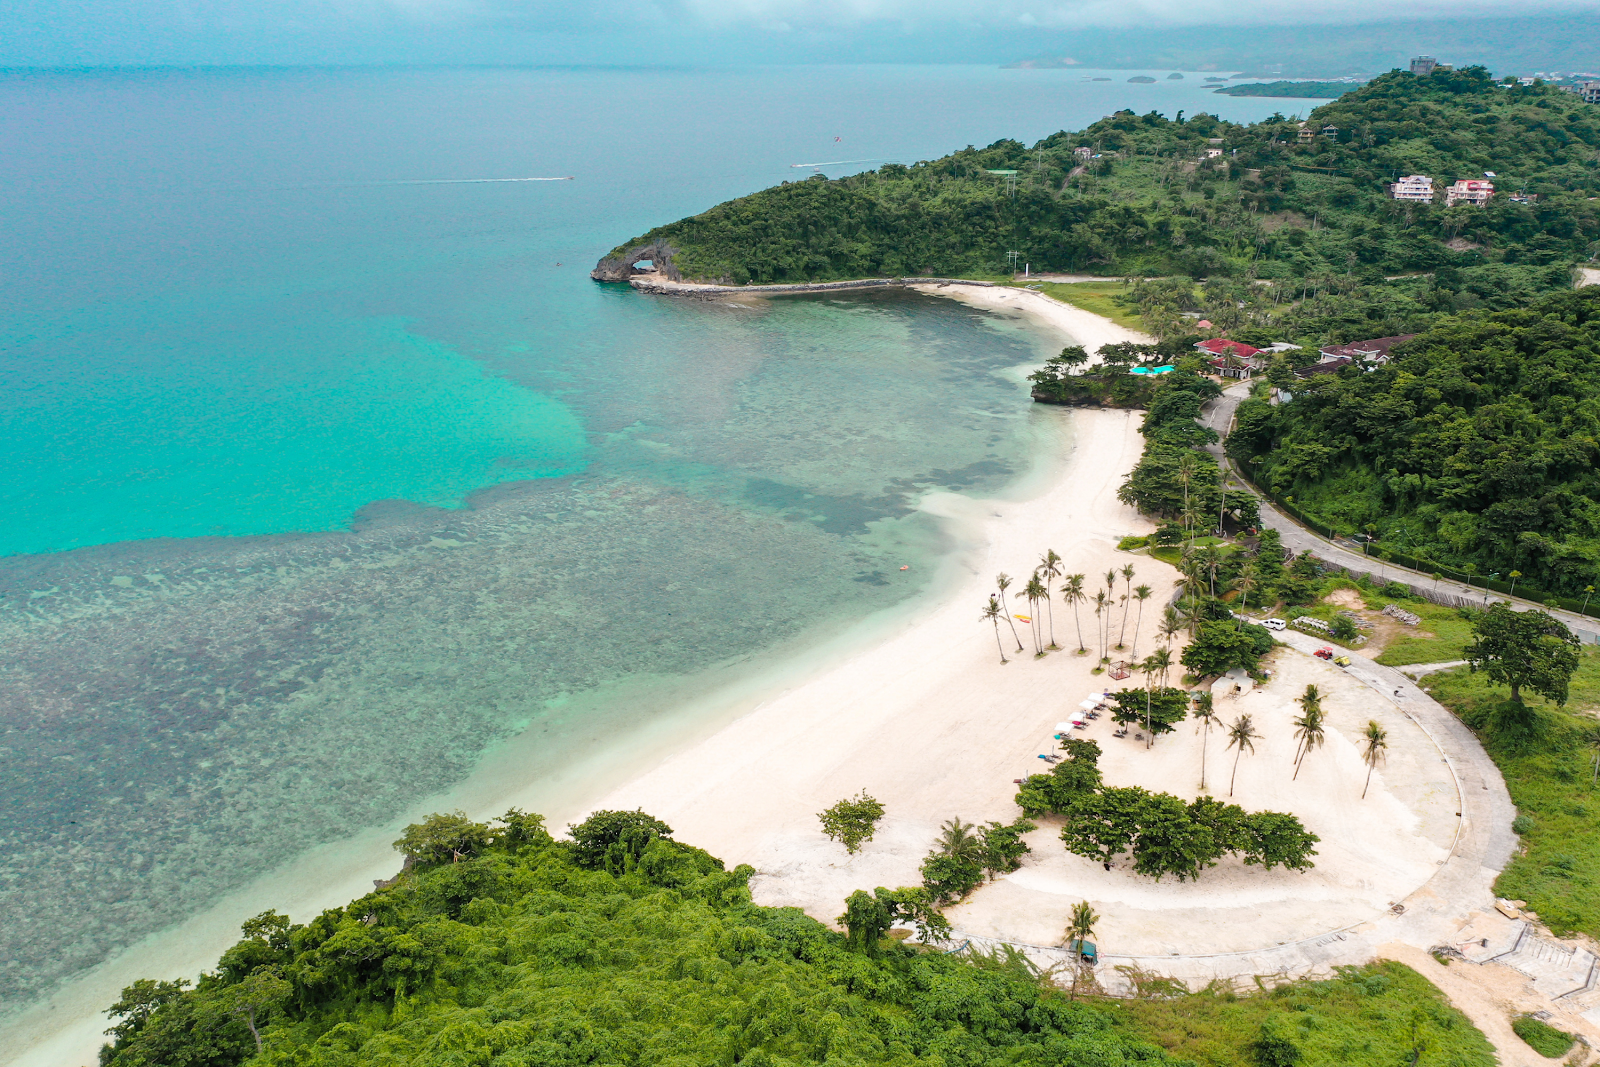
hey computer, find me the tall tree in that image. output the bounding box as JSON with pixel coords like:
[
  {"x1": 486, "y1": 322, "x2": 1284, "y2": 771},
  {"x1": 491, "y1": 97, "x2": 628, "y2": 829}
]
[
  {"x1": 1038, "y1": 549, "x2": 1064, "y2": 650},
  {"x1": 1062, "y1": 573, "x2": 1088, "y2": 653},
  {"x1": 1193, "y1": 691, "x2": 1219, "y2": 791},
  {"x1": 1233, "y1": 561, "x2": 1259, "y2": 617},
  {"x1": 1065, "y1": 900, "x2": 1099, "y2": 1000},
  {"x1": 981, "y1": 596, "x2": 1009, "y2": 664},
  {"x1": 1226, "y1": 715, "x2": 1262, "y2": 798},
  {"x1": 1158, "y1": 606, "x2": 1182, "y2": 651},
  {"x1": 1291, "y1": 686, "x2": 1325, "y2": 781},
  {"x1": 1361, "y1": 720, "x2": 1388, "y2": 799},
  {"x1": 1023, "y1": 572, "x2": 1049, "y2": 656},
  {"x1": 1117, "y1": 563, "x2": 1136, "y2": 649},
  {"x1": 1130, "y1": 584, "x2": 1152, "y2": 659},
  {"x1": 995, "y1": 573, "x2": 1025, "y2": 653},
  {"x1": 1093, "y1": 591, "x2": 1109, "y2": 663},
  {"x1": 1463, "y1": 604, "x2": 1581, "y2": 706}
]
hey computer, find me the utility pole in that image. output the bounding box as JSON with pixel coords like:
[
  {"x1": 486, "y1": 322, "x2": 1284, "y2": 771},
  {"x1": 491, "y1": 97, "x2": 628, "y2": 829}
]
[{"x1": 1006, "y1": 251, "x2": 1021, "y2": 274}]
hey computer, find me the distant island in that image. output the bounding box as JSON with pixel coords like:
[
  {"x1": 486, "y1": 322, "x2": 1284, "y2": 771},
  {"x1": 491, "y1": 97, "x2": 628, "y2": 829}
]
[{"x1": 1213, "y1": 80, "x2": 1354, "y2": 98}]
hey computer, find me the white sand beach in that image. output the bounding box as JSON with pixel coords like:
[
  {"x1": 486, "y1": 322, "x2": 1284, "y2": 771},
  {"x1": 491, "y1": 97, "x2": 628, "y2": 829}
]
[
  {"x1": 4, "y1": 284, "x2": 1512, "y2": 1067},
  {"x1": 909, "y1": 281, "x2": 1153, "y2": 355}
]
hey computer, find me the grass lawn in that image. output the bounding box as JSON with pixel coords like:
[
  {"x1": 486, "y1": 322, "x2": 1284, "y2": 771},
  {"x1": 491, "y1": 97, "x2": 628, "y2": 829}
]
[
  {"x1": 1106, "y1": 961, "x2": 1495, "y2": 1067},
  {"x1": 1365, "y1": 595, "x2": 1477, "y2": 666},
  {"x1": 1424, "y1": 645, "x2": 1600, "y2": 937},
  {"x1": 1028, "y1": 280, "x2": 1147, "y2": 331}
]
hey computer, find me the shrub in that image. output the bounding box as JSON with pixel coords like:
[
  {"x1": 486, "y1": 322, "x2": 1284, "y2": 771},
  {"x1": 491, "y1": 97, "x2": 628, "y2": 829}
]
[
  {"x1": 567, "y1": 809, "x2": 674, "y2": 870},
  {"x1": 818, "y1": 791, "x2": 886, "y2": 854},
  {"x1": 1511, "y1": 1014, "x2": 1574, "y2": 1058}
]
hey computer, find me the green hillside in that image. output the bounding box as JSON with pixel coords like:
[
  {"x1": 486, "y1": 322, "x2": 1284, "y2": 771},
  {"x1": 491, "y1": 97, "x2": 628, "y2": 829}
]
[
  {"x1": 596, "y1": 67, "x2": 1600, "y2": 286},
  {"x1": 98, "y1": 810, "x2": 1497, "y2": 1067},
  {"x1": 1212, "y1": 81, "x2": 1352, "y2": 98},
  {"x1": 1227, "y1": 286, "x2": 1600, "y2": 599}
]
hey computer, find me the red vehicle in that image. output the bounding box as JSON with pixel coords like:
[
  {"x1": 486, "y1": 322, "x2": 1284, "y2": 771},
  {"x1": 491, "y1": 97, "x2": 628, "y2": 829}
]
[{"x1": 1314, "y1": 647, "x2": 1335, "y2": 660}]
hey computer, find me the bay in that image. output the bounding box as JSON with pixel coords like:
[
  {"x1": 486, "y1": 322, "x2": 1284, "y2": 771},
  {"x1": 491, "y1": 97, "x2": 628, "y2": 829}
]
[{"x1": 0, "y1": 63, "x2": 1288, "y2": 1025}]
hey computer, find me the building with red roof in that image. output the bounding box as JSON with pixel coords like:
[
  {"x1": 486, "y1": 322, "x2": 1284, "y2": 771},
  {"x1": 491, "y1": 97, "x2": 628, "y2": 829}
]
[{"x1": 1195, "y1": 338, "x2": 1261, "y2": 359}]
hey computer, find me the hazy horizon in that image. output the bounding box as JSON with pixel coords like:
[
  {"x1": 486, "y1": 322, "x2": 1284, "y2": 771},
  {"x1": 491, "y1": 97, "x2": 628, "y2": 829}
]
[{"x1": 3, "y1": 1, "x2": 1598, "y2": 75}]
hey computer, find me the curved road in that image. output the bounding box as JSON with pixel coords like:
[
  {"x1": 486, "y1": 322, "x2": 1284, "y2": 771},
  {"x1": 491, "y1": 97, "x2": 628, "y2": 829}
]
[{"x1": 1200, "y1": 380, "x2": 1600, "y2": 644}]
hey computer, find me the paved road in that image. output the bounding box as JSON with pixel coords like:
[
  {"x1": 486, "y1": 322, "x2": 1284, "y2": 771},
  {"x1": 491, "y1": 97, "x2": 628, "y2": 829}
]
[{"x1": 1201, "y1": 381, "x2": 1600, "y2": 644}]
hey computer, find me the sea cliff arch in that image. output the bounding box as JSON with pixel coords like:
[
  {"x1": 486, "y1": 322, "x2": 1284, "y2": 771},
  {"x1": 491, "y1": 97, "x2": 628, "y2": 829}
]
[{"x1": 591, "y1": 239, "x2": 682, "y2": 283}]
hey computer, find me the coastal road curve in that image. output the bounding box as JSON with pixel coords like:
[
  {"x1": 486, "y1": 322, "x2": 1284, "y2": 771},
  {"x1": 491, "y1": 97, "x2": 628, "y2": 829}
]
[{"x1": 1200, "y1": 380, "x2": 1600, "y2": 644}]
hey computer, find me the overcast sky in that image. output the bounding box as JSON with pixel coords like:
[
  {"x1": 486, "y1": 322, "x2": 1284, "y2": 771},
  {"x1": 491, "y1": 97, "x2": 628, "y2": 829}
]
[{"x1": 2, "y1": 0, "x2": 1592, "y2": 66}]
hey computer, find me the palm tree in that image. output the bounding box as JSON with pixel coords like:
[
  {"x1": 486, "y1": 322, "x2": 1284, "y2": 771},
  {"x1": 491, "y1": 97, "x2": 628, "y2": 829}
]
[
  {"x1": 1226, "y1": 714, "x2": 1262, "y2": 798},
  {"x1": 1117, "y1": 563, "x2": 1136, "y2": 649},
  {"x1": 1139, "y1": 654, "x2": 1163, "y2": 748},
  {"x1": 1065, "y1": 899, "x2": 1099, "y2": 1000},
  {"x1": 937, "y1": 817, "x2": 983, "y2": 863},
  {"x1": 1023, "y1": 573, "x2": 1049, "y2": 656},
  {"x1": 1194, "y1": 692, "x2": 1219, "y2": 791},
  {"x1": 1062, "y1": 574, "x2": 1088, "y2": 653},
  {"x1": 1038, "y1": 550, "x2": 1064, "y2": 650},
  {"x1": 1093, "y1": 591, "x2": 1109, "y2": 664},
  {"x1": 1177, "y1": 454, "x2": 1197, "y2": 539},
  {"x1": 981, "y1": 597, "x2": 1009, "y2": 664},
  {"x1": 1129, "y1": 584, "x2": 1152, "y2": 658},
  {"x1": 1361, "y1": 720, "x2": 1389, "y2": 799},
  {"x1": 1291, "y1": 684, "x2": 1321, "y2": 766},
  {"x1": 1233, "y1": 562, "x2": 1258, "y2": 618},
  {"x1": 1158, "y1": 607, "x2": 1182, "y2": 652},
  {"x1": 995, "y1": 573, "x2": 1024, "y2": 653},
  {"x1": 1145, "y1": 646, "x2": 1173, "y2": 690},
  {"x1": 1291, "y1": 688, "x2": 1325, "y2": 781},
  {"x1": 1198, "y1": 544, "x2": 1222, "y2": 598}
]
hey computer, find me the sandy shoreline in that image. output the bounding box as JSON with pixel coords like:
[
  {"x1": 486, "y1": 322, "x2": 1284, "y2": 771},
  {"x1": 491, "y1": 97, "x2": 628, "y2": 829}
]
[{"x1": 4, "y1": 281, "x2": 1529, "y2": 1065}]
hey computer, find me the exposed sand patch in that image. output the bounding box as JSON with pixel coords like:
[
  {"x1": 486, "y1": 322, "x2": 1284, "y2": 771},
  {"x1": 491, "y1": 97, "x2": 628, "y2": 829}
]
[{"x1": 910, "y1": 282, "x2": 1154, "y2": 357}]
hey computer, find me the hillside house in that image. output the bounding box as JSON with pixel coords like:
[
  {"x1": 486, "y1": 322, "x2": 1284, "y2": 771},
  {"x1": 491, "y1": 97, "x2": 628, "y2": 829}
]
[
  {"x1": 1297, "y1": 124, "x2": 1313, "y2": 144},
  {"x1": 1579, "y1": 82, "x2": 1600, "y2": 104},
  {"x1": 1196, "y1": 338, "x2": 1263, "y2": 379},
  {"x1": 1445, "y1": 179, "x2": 1495, "y2": 206},
  {"x1": 1074, "y1": 146, "x2": 1093, "y2": 160},
  {"x1": 1389, "y1": 175, "x2": 1434, "y2": 203},
  {"x1": 1318, "y1": 333, "x2": 1416, "y2": 366},
  {"x1": 1411, "y1": 56, "x2": 1438, "y2": 76}
]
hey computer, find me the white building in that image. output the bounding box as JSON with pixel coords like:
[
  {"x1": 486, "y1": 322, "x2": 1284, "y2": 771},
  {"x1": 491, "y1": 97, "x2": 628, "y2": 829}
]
[
  {"x1": 1389, "y1": 175, "x2": 1434, "y2": 203},
  {"x1": 1579, "y1": 82, "x2": 1600, "y2": 104},
  {"x1": 1445, "y1": 179, "x2": 1495, "y2": 207}
]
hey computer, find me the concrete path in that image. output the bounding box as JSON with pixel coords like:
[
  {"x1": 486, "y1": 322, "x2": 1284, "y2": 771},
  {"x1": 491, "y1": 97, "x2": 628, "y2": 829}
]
[{"x1": 946, "y1": 632, "x2": 1517, "y2": 997}]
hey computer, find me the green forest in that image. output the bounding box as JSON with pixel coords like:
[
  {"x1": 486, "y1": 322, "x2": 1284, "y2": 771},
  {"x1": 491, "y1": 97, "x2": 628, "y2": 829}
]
[
  {"x1": 1228, "y1": 287, "x2": 1600, "y2": 596},
  {"x1": 598, "y1": 66, "x2": 1600, "y2": 287},
  {"x1": 1211, "y1": 81, "x2": 1351, "y2": 99},
  {"x1": 98, "y1": 809, "x2": 1496, "y2": 1067}
]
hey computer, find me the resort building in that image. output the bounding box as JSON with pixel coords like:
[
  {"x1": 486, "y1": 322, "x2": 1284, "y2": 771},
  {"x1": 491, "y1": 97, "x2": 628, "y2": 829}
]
[
  {"x1": 1411, "y1": 56, "x2": 1438, "y2": 76},
  {"x1": 1389, "y1": 175, "x2": 1434, "y2": 203},
  {"x1": 1445, "y1": 179, "x2": 1495, "y2": 206},
  {"x1": 1579, "y1": 82, "x2": 1600, "y2": 104},
  {"x1": 1297, "y1": 124, "x2": 1313, "y2": 144},
  {"x1": 1318, "y1": 333, "x2": 1416, "y2": 366},
  {"x1": 1196, "y1": 338, "x2": 1264, "y2": 379}
]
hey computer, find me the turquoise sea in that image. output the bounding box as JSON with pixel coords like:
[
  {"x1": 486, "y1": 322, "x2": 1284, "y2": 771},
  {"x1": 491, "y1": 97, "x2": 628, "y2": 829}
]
[{"x1": 0, "y1": 65, "x2": 1288, "y2": 1018}]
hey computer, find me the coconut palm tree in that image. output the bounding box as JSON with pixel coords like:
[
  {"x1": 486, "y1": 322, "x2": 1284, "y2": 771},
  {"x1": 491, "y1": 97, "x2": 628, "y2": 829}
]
[
  {"x1": 1038, "y1": 550, "x2": 1064, "y2": 650},
  {"x1": 981, "y1": 597, "x2": 1009, "y2": 664},
  {"x1": 1139, "y1": 654, "x2": 1162, "y2": 748},
  {"x1": 1158, "y1": 606, "x2": 1182, "y2": 652},
  {"x1": 1062, "y1": 574, "x2": 1088, "y2": 653},
  {"x1": 1177, "y1": 454, "x2": 1197, "y2": 539},
  {"x1": 995, "y1": 573, "x2": 1024, "y2": 653},
  {"x1": 1146, "y1": 646, "x2": 1173, "y2": 690},
  {"x1": 1198, "y1": 544, "x2": 1223, "y2": 598},
  {"x1": 1065, "y1": 899, "x2": 1099, "y2": 1000},
  {"x1": 1023, "y1": 572, "x2": 1049, "y2": 656},
  {"x1": 1361, "y1": 720, "x2": 1389, "y2": 799},
  {"x1": 1129, "y1": 584, "x2": 1152, "y2": 658},
  {"x1": 1093, "y1": 591, "x2": 1110, "y2": 664},
  {"x1": 1226, "y1": 714, "x2": 1262, "y2": 798},
  {"x1": 937, "y1": 817, "x2": 983, "y2": 863},
  {"x1": 1234, "y1": 561, "x2": 1259, "y2": 618},
  {"x1": 1286, "y1": 700, "x2": 1324, "y2": 783},
  {"x1": 1193, "y1": 691, "x2": 1218, "y2": 791},
  {"x1": 1291, "y1": 684, "x2": 1321, "y2": 766},
  {"x1": 1117, "y1": 563, "x2": 1136, "y2": 649}
]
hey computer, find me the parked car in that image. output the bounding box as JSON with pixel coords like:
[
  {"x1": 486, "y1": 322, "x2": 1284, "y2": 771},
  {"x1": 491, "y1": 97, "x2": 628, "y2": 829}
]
[
  {"x1": 1314, "y1": 646, "x2": 1334, "y2": 660},
  {"x1": 1264, "y1": 618, "x2": 1286, "y2": 631}
]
